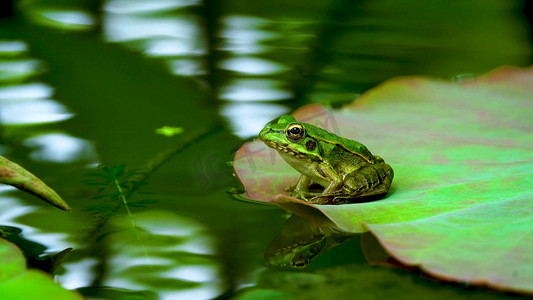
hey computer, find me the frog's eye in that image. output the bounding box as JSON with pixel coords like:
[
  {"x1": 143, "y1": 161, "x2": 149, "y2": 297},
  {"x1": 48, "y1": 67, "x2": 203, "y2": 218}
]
[
  {"x1": 292, "y1": 258, "x2": 309, "y2": 269},
  {"x1": 286, "y1": 123, "x2": 305, "y2": 141}
]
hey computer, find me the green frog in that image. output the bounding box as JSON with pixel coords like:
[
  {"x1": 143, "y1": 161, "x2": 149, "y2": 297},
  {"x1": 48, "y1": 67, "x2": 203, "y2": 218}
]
[{"x1": 259, "y1": 115, "x2": 393, "y2": 205}]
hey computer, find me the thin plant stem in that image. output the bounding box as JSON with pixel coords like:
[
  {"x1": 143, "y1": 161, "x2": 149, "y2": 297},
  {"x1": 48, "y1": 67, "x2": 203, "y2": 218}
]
[
  {"x1": 75, "y1": 124, "x2": 222, "y2": 242},
  {"x1": 113, "y1": 177, "x2": 150, "y2": 261}
]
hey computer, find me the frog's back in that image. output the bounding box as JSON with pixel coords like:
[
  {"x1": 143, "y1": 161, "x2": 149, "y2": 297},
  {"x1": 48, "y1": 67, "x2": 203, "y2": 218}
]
[{"x1": 304, "y1": 123, "x2": 375, "y2": 162}]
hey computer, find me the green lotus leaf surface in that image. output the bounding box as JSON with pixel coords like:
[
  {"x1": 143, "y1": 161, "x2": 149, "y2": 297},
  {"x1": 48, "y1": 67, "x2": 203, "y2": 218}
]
[{"x1": 0, "y1": 238, "x2": 81, "y2": 299}]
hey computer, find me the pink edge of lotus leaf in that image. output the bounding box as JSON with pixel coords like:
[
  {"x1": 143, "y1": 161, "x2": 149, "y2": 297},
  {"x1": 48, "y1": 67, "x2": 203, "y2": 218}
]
[{"x1": 268, "y1": 194, "x2": 340, "y2": 229}]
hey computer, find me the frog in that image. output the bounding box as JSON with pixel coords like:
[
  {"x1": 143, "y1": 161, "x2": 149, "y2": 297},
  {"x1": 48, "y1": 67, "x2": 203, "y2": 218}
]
[{"x1": 258, "y1": 115, "x2": 393, "y2": 205}]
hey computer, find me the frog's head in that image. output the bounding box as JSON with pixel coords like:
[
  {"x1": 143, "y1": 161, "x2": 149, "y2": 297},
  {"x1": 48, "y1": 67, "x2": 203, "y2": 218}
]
[{"x1": 259, "y1": 115, "x2": 321, "y2": 161}]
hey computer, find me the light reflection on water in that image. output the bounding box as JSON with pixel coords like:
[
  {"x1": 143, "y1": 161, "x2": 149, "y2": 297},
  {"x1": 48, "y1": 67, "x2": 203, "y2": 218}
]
[
  {"x1": 0, "y1": 82, "x2": 53, "y2": 99},
  {"x1": 0, "y1": 196, "x2": 71, "y2": 252},
  {"x1": 101, "y1": 4, "x2": 291, "y2": 138},
  {"x1": 104, "y1": 0, "x2": 201, "y2": 14},
  {"x1": 59, "y1": 258, "x2": 99, "y2": 290},
  {"x1": 0, "y1": 40, "x2": 28, "y2": 53},
  {"x1": 0, "y1": 195, "x2": 37, "y2": 226},
  {"x1": 220, "y1": 102, "x2": 289, "y2": 137},
  {"x1": 0, "y1": 31, "x2": 226, "y2": 298},
  {"x1": 218, "y1": 15, "x2": 291, "y2": 136},
  {"x1": 168, "y1": 58, "x2": 206, "y2": 76},
  {"x1": 0, "y1": 54, "x2": 70, "y2": 126},
  {"x1": 88, "y1": 211, "x2": 222, "y2": 300},
  {"x1": 40, "y1": 10, "x2": 95, "y2": 26},
  {"x1": 220, "y1": 56, "x2": 287, "y2": 75},
  {"x1": 0, "y1": 99, "x2": 72, "y2": 124},
  {"x1": 0, "y1": 59, "x2": 43, "y2": 81},
  {"x1": 219, "y1": 78, "x2": 292, "y2": 102},
  {"x1": 0, "y1": 41, "x2": 96, "y2": 163},
  {"x1": 220, "y1": 15, "x2": 277, "y2": 55},
  {"x1": 19, "y1": 3, "x2": 96, "y2": 31},
  {"x1": 23, "y1": 133, "x2": 97, "y2": 163}
]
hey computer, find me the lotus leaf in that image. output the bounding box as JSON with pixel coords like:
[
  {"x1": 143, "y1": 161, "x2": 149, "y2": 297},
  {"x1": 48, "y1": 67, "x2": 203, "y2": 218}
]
[{"x1": 233, "y1": 66, "x2": 533, "y2": 294}]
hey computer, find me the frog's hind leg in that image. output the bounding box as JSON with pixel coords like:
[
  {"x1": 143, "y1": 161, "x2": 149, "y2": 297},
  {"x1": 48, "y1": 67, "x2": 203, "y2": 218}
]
[{"x1": 343, "y1": 162, "x2": 394, "y2": 200}]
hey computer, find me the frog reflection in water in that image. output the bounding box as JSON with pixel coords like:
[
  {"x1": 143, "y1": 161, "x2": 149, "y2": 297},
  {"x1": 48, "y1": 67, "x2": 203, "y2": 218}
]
[
  {"x1": 265, "y1": 215, "x2": 355, "y2": 268},
  {"x1": 259, "y1": 115, "x2": 394, "y2": 205}
]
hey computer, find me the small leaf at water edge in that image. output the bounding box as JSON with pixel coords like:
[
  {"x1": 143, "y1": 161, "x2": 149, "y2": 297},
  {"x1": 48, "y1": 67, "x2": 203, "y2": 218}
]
[
  {"x1": 0, "y1": 156, "x2": 71, "y2": 211},
  {"x1": 233, "y1": 66, "x2": 533, "y2": 294},
  {"x1": 0, "y1": 239, "x2": 82, "y2": 299}
]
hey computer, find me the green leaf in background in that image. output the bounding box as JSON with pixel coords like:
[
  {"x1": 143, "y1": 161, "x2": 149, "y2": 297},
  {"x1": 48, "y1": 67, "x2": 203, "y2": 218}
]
[
  {"x1": 233, "y1": 66, "x2": 533, "y2": 294},
  {"x1": 0, "y1": 238, "x2": 81, "y2": 299},
  {"x1": 0, "y1": 156, "x2": 71, "y2": 211}
]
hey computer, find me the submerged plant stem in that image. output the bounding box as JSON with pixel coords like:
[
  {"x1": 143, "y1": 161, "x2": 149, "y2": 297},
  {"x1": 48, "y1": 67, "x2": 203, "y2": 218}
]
[
  {"x1": 113, "y1": 178, "x2": 149, "y2": 260},
  {"x1": 75, "y1": 124, "x2": 222, "y2": 243}
]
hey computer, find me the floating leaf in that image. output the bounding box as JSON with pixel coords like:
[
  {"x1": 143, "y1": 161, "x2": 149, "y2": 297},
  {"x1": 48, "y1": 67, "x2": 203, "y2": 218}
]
[
  {"x1": 155, "y1": 126, "x2": 184, "y2": 137},
  {"x1": 0, "y1": 156, "x2": 71, "y2": 211},
  {"x1": 233, "y1": 66, "x2": 533, "y2": 294},
  {"x1": 0, "y1": 238, "x2": 81, "y2": 299}
]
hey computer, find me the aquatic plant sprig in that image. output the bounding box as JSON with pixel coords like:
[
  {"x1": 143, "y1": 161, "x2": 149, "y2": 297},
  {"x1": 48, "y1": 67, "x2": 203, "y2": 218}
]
[
  {"x1": 83, "y1": 164, "x2": 156, "y2": 215},
  {"x1": 84, "y1": 164, "x2": 155, "y2": 258},
  {"x1": 75, "y1": 125, "x2": 222, "y2": 244}
]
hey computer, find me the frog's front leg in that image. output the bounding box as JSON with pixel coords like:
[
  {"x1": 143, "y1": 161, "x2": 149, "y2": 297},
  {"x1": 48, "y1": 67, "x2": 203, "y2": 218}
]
[
  {"x1": 289, "y1": 175, "x2": 313, "y2": 200},
  {"x1": 309, "y1": 165, "x2": 343, "y2": 204}
]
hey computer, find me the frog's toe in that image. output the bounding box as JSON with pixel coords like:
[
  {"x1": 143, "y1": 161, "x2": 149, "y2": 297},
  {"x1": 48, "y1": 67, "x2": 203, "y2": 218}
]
[
  {"x1": 309, "y1": 195, "x2": 333, "y2": 205},
  {"x1": 285, "y1": 185, "x2": 295, "y2": 192}
]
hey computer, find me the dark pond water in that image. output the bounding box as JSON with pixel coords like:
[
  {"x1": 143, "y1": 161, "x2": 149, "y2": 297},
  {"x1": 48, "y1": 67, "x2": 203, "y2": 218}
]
[{"x1": 0, "y1": 0, "x2": 532, "y2": 299}]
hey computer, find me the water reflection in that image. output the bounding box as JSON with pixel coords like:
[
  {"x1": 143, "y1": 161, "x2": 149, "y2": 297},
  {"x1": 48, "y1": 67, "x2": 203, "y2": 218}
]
[
  {"x1": 220, "y1": 56, "x2": 287, "y2": 75},
  {"x1": 23, "y1": 133, "x2": 97, "y2": 163},
  {"x1": 219, "y1": 15, "x2": 290, "y2": 137},
  {"x1": 265, "y1": 215, "x2": 356, "y2": 268},
  {"x1": 58, "y1": 210, "x2": 222, "y2": 300},
  {"x1": 0, "y1": 99, "x2": 72, "y2": 124},
  {"x1": 0, "y1": 196, "x2": 37, "y2": 227},
  {"x1": 40, "y1": 10, "x2": 95, "y2": 27},
  {"x1": 99, "y1": 2, "x2": 291, "y2": 138},
  {"x1": 19, "y1": 3, "x2": 95, "y2": 31},
  {"x1": 0, "y1": 45, "x2": 73, "y2": 125},
  {"x1": 104, "y1": 0, "x2": 201, "y2": 14},
  {"x1": 0, "y1": 195, "x2": 72, "y2": 260},
  {"x1": 0, "y1": 82, "x2": 53, "y2": 99},
  {"x1": 0, "y1": 59, "x2": 43, "y2": 82},
  {"x1": 0, "y1": 40, "x2": 97, "y2": 165},
  {"x1": 0, "y1": 40, "x2": 28, "y2": 53},
  {"x1": 61, "y1": 258, "x2": 99, "y2": 289},
  {"x1": 168, "y1": 58, "x2": 206, "y2": 76},
  {"x1": 219, "y1": 78, "x2": 291, "y2": 102},
  {"x1": 220, "y1": 15, "x2": 276, "y2": 55},
  {"x1": 220, "y1": 102, "x2": 288, "y2": 137}
]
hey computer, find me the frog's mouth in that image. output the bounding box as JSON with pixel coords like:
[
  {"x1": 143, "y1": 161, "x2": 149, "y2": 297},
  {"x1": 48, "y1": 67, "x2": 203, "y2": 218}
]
[{"x1": 262, "y1": 140, "x2": 308, "y2": 159}]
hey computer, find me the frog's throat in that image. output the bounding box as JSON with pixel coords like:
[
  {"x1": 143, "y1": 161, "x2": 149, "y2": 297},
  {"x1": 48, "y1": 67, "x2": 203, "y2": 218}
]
[{"x1": 263, "y1": 140, "x2": 313, "y2": 160}]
